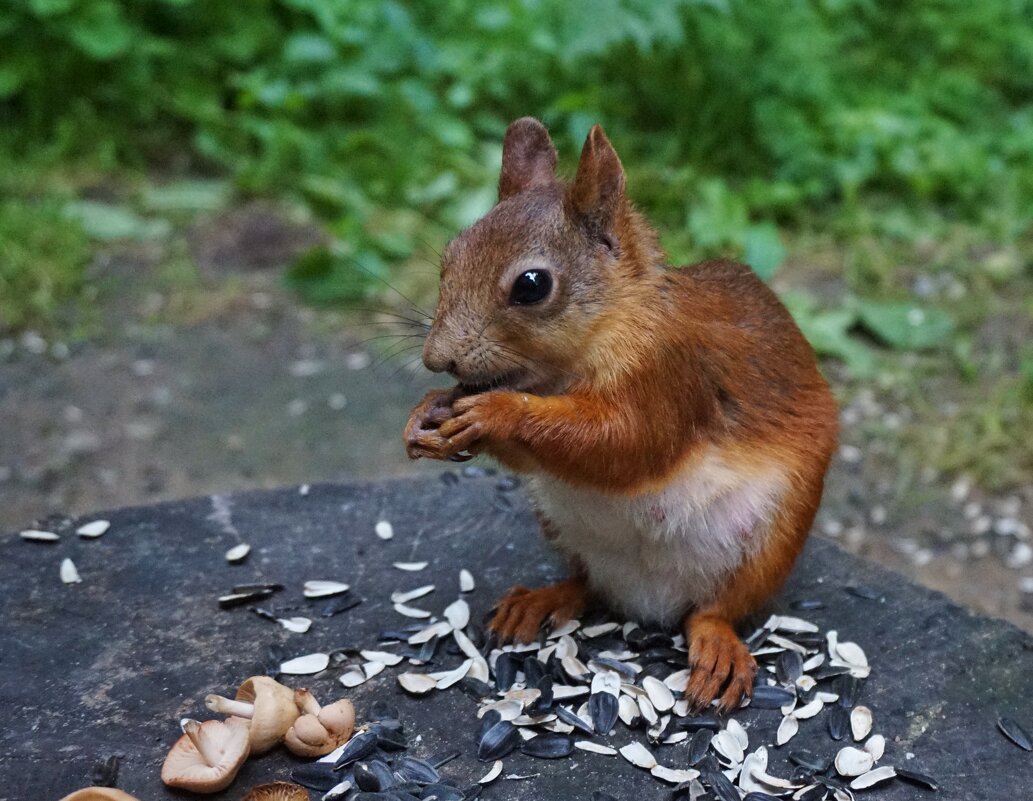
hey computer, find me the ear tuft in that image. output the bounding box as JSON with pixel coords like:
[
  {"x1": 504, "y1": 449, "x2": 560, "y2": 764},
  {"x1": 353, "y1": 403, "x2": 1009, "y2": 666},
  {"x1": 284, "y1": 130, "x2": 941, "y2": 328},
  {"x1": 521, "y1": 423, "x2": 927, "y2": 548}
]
[
  {"x1": 569, "y1": 124, "x2": 626, "y2": 232},
  {"x1": 498, "y1": 117, "x2": 558, "y2": 200}
]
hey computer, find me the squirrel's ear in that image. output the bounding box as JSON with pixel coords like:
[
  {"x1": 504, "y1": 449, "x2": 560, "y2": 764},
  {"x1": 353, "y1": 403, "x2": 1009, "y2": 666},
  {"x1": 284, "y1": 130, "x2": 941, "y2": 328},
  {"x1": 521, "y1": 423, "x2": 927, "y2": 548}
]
[
  {"x1": 569, "y1": 124, "x2": 625, "y2": 233},
  {"x1": 498, "y1": 117, "x2": 558, "y2": 200}
]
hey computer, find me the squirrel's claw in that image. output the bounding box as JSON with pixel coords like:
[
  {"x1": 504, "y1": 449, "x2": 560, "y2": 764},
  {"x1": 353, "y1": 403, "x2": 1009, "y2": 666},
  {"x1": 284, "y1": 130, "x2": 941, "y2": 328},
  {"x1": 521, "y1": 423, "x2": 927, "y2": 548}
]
[
  {"x1": 489, "y1": 580, "x2": 587, "y2": 644},
  {"x1": 684, "y1": 615, "x2": 756, "y2": 713}
]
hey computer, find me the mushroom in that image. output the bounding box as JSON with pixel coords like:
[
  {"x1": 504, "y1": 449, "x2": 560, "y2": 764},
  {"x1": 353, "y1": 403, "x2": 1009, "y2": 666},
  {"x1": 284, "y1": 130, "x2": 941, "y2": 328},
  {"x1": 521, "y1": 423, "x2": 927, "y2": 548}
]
[
  {"x1": 59, "y1": 791, "x2": 141, "y2": 801},
  {"x1": 283, "y1": 689, "x2": 356, "y2": 757},
  {"x1": 205, "y1": 675, "x2": 299, "y2": 754},
  {"x1": 241, "y1": 782, "x2": 309, "y2": 801},
  {"x1": 161, "y1": 717, "x2": 250, "y2": 793}
]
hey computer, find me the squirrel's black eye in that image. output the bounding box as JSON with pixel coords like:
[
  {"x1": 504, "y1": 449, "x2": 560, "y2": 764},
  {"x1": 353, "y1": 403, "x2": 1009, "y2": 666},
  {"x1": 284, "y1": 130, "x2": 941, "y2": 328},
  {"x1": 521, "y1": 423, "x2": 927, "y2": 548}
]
[{"x1": 509, "y1": 269, "x2": 552, "y2": 305}]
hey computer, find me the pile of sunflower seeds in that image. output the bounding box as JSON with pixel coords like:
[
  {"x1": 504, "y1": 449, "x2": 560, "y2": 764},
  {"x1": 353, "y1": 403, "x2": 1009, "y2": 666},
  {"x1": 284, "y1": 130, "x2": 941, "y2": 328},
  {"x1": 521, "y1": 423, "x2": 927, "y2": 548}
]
[{"x1": 262, "y1": 561, "x2": 940, "y2": 801}]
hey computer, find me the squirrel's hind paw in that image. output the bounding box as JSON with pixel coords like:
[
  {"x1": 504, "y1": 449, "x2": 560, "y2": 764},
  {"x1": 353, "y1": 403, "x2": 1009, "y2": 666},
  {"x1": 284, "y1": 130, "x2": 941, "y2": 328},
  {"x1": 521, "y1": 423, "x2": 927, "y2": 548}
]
[
  {"x1": 489, "y1": 579, "x2": 587, "y2": 644},
  {"x1": 684, "y1": 615, "x2": 756, "y2": 713}
]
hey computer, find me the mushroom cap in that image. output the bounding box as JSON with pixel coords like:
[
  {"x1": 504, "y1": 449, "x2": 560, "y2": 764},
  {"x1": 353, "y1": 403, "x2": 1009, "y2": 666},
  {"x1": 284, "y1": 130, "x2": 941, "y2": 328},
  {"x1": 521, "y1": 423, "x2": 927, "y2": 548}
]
[
  {"x1": 236, "y1": 676, "x2": 300, "y2": 754},
  {"x1": 59, "y1": 790, "x2": 141, "y2": 801},
  {"x1": 283, "y1": 698, "x2": 355, "y2": 758},
  {"x1": 161, "y1": 717, "x2": 251, "y2": 794},
  {"x1": 241, "y1": 782, "x2": 309, "y2": 801}
]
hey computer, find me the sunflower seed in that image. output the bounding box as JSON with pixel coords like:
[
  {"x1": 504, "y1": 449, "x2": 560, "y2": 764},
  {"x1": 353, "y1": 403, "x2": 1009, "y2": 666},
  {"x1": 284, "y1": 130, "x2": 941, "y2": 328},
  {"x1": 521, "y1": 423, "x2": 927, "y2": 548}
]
[
  {"x1": 224, "y1": 543, "x2": 250, "y2": 562},
  {"x1": 394, "y1": 561, "x2": 429, "y2": 571},
  {"x1": 620, "y1": 741, "x2": 657, "y2": 769},
  {"x1": 20, "y1": 529, "x2": 59, "y2": 542},
  {"x1": 776, "y1": 715, "x2": 799, "y2": 745},
  {"x1": 409, "y1": 620, "x2": 453, "y2": 644},
  {"x1": 60, "y1": 558, "x2": 82, "y2": 584},
  {"x1": 849, "y1": 766, "x2": 895, "y2": 789},
  {"x1": 998, "y1": 716, "x2": 1033, "y2": 750},
  {"x1": 591, "y1": 671, "x2": 621, "y2": 697},
  {"x1": 334, "y1": 730, "x2": 379, "y2": 768},
  {"x1": 767, "y1": 615, "x2": 820, "y2": 634},
  {"x1": 583, "y1": 622, "x2": 620, "y2": 638},
  {"x1": 444, "y1": 599, "x2": 470, "y2": 629},
  {"x1": 789, "y1": 750, "x2": 831, "y2": 774},
  {"x1": 321, "y1": 780, "x2": 353, "y2": 800},
  {"x1": 392, "y1": 585, "x2": 436, "y2": 604},
  {"x1": 375, "y1": 520, "x2": 394, "y2": 540},
  {"x1": 77, "y1": 520, "x2": 110, "y2": 538},
  {"x1": 791, "y1": 599, "x2": 825, "y2": 611},
  {"x1": 304, "y1": 580, "x2": 350, "y2": 598},
  {"x1": 478, "y1": 720, "x2": 520, "y2": 761},
  {"x1": 863, "y1": 734, "x2": 885, "y2": 761},
  {"x1": 478, "y1": 760, "x2": 503, "y2": 784},
  {"x1": 460, "y1": 569, "x2": 476, "y2": 592},
  {"x1": 278, "y1": 616, "x2": 312, "y2": 633},
  {"x1": 280, "y1": 652, "x2": 329, "y2": 674},
  {"x1": 726, "y1": 719, "x2": 749, "y2": 750},
  {"x1": 652, "y1": 765, "x2": 700, "y2": 784},
  {"x1": 643, "y1": 676, "x2": 676, "y2": 711},
  {"x1": 521, "y1": 733, "x2": 574, "y2": 759},
  {"x1": 338, "y1": 665, "x2": 367, "y2": 688},
  {"x1": 589, "y1": 691, "x2": 619, "y2": 734},
  {"x1": 793, "y1": 698, "x2": 824, "y2": 720},
  {"x1": 706, "y1": 768, "x2": 742, "y2": 801},
  {"x1": 895, "y1": 767, "x2": 938, "y2": 791},
  {"x1": 777, "y1": 650, "x2": 804, "y2": 684},
  {"x1": 363, "y1": 660, "x2": 386, "y2": 679},
  {"x1": 849, "y1": 706, "x2": 872, "y2": 740},
  {"x1": 433, "y1": 659, "x2": 473, "y2": 690},
  {"x1": 393, "y1": 602, "x2": 432, "y2": 619},
  {"x1": 845, "y1": 585, "x2": 883, "y2": 601},
  {"x1": 834, "y1": 746, "x2": 874, "y2": 777},
  {"x1": 828, "y1": 705, "x2": 850, "y2": 740},
  {"x1": 576, "y1": 740, "x2": 617, "y2": 755}
]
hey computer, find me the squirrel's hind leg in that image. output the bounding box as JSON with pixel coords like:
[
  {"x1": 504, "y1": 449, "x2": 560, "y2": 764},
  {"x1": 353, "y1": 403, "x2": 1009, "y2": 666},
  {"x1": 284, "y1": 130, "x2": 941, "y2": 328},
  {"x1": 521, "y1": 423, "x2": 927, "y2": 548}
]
[{"x1": 489, "y1": 577, "x2": 588, "y2": 644}]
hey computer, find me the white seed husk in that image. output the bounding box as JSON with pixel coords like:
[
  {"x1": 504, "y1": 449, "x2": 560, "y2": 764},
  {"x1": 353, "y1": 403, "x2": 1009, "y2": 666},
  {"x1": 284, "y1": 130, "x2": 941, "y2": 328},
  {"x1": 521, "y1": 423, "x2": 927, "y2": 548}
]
[
  {"x1": 393, "y1": 602, "x2": 432, "y2": 619},
  {"x1": 850, "y1": 705, "x2": 873, "y2": 740},
  {"x1": 303, "y1": 580, "x2": 350, "y2": 598},
  {"x1": 361, "y1": 649, "x2": 403, "y2": 666},
  {"x1": 21, "y1": 529, "x2": 59, "y2": 542},
  {"x1": 651, "y1": 765, "x2": 700, "y2": 784},
  {"x1": 444, "y1": 598, "x2": 470, "y2": 629},
  {"x1": 792, "y1": 698, "x2": 825, "y2": 720},
  {"x1": 453, "y1": 629, "x2": 480, "y2": 659},
  {"x1": 664, "y1": 669, "x2": 691, "y2": 693},
  {"x1": 280, "y1": 652, "x2": 330, "y2": 675},
  {"x1": 711, "y1": 729, "x2": 745, "y2": 765},
  {"x1": 766, "y1": 614, "x2": 820, "y2": 633},
  {"x1": 469, "y1": 656, "x2": 490, "y2": 683},
  {"x1": 393, "y1": 561, "x2": 429, "y2": 572},
  {"x1": 553, "y1": 685, "x2": 590, "y2": 700},
  {"x1": 339, "y1": 666, "x2": 367, "y2": 688},
  {"x1": 375, "y1": 520, "x2": 394, "y2": 540},
  {"x1": 60, "y1": 558, "x2": 81, "y2": 584},
  {"x1": 776, "y1": 715, "x2": 799, "y2": 745},
  {"x1": 277, "y1": 616, "x2": 312, "y2": 633},
  {"x1": 582, "y1": 622, "x2": 619, "y2": 637},
  {"x1": 76, "y1": 520, "x2": 110, "y2": 538},
  {"x1": 478, "y1": 760, "x2": 504, "y2": 784},
  {"x1": 619, "y1": 741, "x2": 657, "y2": 770},
  {"x1": 642, "y1": 676, "x2": 676, "y2": 712},
  {"x1": 835, "y1": 746, "x2": 875, "y2": 777},
  {"x1": 225, "y1": 543, "x2": 251, "y2": 563},
  {"x1": 575, "y1": 741, "x2": 618, "y2": 755},
  {"x1": 637, "y1": 695, "x2": 659, "y2": 726},
  {"x1": 459, "y1": 569, "x2": 475, "y2": 592},
  {"x1": 363, "y1": 660, "x2": 386, "y2": 680},
  {"x1": 408, "y1": 620, "x2": 453, "y2": 644},
  {"x1": 548, "y1": 619, "x2": 580, "y2": 638},
  {"x1": 391, "y1": 584, "x2": 436, "y2": 604},
  {"x1": 863, "y1": 734, "x2": 885, "y2": 761},
  {"x1": 591, "y1": 671, "x2": 621, "y2": 697},
  {"x1": 726, "y1": 719, "x2": 749, "y2": 750},
  {"x1": 432, "y1": 658, "x2": 472, "y2": 689},
  {"x1": 836, "y1": 641, "x2": 868, "y2": 668},
  {"x1": 398, "y1": 672, "x2": 436, "y2": 695},
  {"x1": 849, "y1": 766, "x2": 896, "y2": 790}
]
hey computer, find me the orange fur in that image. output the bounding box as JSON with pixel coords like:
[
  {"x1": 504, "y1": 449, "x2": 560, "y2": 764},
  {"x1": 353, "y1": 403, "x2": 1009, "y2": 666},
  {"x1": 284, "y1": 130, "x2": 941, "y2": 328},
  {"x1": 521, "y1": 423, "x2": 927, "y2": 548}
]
[{"x1": 403, "y1": 118, "x2": 838, "y2": 708}]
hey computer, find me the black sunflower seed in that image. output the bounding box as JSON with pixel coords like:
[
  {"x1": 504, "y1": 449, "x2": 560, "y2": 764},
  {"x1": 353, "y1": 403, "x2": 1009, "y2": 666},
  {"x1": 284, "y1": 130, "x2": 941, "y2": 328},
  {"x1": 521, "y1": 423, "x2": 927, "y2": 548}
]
[
  {"x1": 836, "y1": 675, "x2": 863, "y2": 708},
  {"x1": 334, "y1": 730, "x2": 379, "y2": 769},
  {"x1": 744, "y1": 627, "x2": 773, "y2": 650},
  {"x1": 811, "y1": 665, "x2": 852, "y2": 682},
  {"x1": 705, "y1": 768, "x2": 741, "y2": 801},
  {"x1": 796, "y1": 786, "x2": 827, "y2": 801},
  {"x1": 421, "y1": 783, "x2": 465, "y2": 801},
  {"x1": 589, "y1": 691, "x2": 619, "y2": 734},
  {"x1": 372, "y1": 726, "x2": 408, "y2": 752},
  {"x1": 462, "y1": 784, "x2": 483, "y2": 800},
  {"x1": 641, "y1": 661, "x2": 673, "y2": 681},
  {"x1": 218, "y1": 588, "x2": 275, "y2": 608},
  {"x1": 998, "y1": 716, "x2": 1033, "y2": 751},
  {"x1": 827, "y1": 705, "x2": 850, "y2": 740},
  {"x1": 555, "y1": 704, "x2": 595, "y2": 735},
  {"x1": 527, "y1": 676, "x2": 554, "y2": 715},
  {"x1": 590, "y1": 656, "x2": 638, "y2": 679},
  {"x1": 428, "y1": 750, "x2": 462, "y2": 769},
  {"x1": 845, "y1": 584, "x2": 884, "y2": 601},
  {"x1": 395, "y1": 756, "x2": 440, "y2": 785},
  {"x1": 321, "y1": 590, "x2": 362, "y2": 617},
  {"x1": 743, "y1": 793, "x2": 782, "y2": 801},
  {"x1": 520, "y1": 733, "x2": 574, "y2": 759},
  {"x1": 494, "y1": 652, "x2": 520, "y2": 691},
  {"x1": 478, "y1": 710, "x2": 501, "y2": 742},
  {"x1": 671, "y1": 714, "x2": 722, "y2": 733},
  {"x1": 523, "y1": 656, "x2": 546, "y2": 685},
  {"x1": 791, "y1": 598, "x2": 826, "y2": 611},
  {"x1": 776, "y1": 650, "x2": 803, "y2": 684},
  {"x1": 350, "y1": 793, "x2": 397, "y2": 801},
  {"x1": 458, "y1": 677, "x2": 495, "y2": 700},
  {"x1": 689, "y1": 729, "x2": 714, "y2": 765},
  {"x1": 354, "y1": 760, "x2": 395, "y2": 792},
  {"x1": 292, "y1": 761, "x2": 340, "y2": 790},
  {"x1": 751, "y1": 684, "x2": 796, "y2": 709},
  {"x1": 90, "y1": 755, "x2": 120, "y2": 787},
  {"x1": 895, "y1": 767, "x2": 939, "y2": 791},
  {"x1": 477, "y1": 720, "x2": 520, "y2": 761},
  {"x1": 789, "y1": 750, "x2": 831, "y2": 773},
  {"x1": 251, "y1": 607, "x2": 277, "y2": 621}
]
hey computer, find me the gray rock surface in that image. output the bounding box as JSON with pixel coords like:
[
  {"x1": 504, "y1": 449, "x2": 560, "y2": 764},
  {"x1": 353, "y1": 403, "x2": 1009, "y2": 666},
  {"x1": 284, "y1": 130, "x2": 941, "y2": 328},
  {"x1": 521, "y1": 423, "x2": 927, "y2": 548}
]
[{"x1": 2, "y1": 474, "x2": 1031, "y2": 800}]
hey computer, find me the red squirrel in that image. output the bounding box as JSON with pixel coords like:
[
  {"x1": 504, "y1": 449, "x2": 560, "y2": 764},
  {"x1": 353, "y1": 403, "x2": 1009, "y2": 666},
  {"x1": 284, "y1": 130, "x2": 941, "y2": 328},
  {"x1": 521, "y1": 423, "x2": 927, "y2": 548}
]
[{"x1": 403, "y1": 117, "x2": 838, "y2": 711}]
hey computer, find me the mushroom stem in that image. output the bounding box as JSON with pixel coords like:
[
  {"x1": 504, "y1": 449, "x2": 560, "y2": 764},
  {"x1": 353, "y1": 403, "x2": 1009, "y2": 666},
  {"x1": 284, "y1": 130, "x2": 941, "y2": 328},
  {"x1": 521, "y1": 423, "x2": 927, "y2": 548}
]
[
  {"x1": 206, "y1": 693, "x2": 255, "y2": 719},
  {"x1": 293, "y1": 688, "x2": 321, "y2": 716},
  {"x1": 181, "y1": 719, "x2": 223, "y2": 767}
]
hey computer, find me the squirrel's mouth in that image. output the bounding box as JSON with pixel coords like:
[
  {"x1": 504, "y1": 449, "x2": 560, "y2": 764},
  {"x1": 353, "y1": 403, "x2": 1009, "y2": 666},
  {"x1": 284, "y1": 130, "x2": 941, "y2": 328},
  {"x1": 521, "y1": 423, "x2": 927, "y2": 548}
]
[{"x1": 458, "y1": 371, "x2": 522, "y2": 395}]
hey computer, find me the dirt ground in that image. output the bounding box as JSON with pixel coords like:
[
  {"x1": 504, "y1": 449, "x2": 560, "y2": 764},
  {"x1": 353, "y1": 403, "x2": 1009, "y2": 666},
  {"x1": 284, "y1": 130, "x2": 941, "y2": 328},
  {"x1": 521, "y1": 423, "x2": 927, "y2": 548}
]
[{"x1": 2, "y1": 203, "x2": 1031, "y2": 633}]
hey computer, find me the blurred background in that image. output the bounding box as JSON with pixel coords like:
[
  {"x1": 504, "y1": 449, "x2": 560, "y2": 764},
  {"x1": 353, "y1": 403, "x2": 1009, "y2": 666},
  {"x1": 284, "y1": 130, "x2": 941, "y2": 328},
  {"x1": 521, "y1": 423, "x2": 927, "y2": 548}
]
[{"x1": 1, "y1": 0, "x2": 1031, "y2": 629}]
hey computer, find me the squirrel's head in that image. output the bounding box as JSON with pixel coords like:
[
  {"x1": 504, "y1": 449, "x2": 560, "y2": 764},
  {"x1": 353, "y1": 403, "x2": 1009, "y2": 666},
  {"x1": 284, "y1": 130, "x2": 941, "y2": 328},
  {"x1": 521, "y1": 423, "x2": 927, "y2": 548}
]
[{"x1": 423, "y1": 117, "x2": 661, "y2": 394}]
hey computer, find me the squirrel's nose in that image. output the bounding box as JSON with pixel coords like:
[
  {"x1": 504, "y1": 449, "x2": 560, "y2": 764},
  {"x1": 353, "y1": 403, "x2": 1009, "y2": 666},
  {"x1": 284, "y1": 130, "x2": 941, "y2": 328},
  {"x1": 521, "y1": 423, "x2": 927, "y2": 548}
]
[{"x1": 422, "y1": 339, "x2": 456, "y2": 375}]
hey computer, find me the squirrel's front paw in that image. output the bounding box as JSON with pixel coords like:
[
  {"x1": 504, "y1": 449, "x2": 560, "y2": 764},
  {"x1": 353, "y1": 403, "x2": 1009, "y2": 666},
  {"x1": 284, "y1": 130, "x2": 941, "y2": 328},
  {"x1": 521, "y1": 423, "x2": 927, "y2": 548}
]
[
  {"x1": 684, "y1": 615, "x2": 757, "y2": 713},
  {"x1": 435, "y1": 392, "x2": 519, "y2": 459},
  {"x1": 404, "y1": 388, "x2": 465, "y2": 461}
]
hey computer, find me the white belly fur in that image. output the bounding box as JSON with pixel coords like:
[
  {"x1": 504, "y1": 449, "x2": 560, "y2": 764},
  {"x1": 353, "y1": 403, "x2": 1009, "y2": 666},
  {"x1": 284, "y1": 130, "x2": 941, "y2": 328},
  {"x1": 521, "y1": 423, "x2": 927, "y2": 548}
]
[{"x1": 527, "y1": 448, "x2": 788, "y2": 627}]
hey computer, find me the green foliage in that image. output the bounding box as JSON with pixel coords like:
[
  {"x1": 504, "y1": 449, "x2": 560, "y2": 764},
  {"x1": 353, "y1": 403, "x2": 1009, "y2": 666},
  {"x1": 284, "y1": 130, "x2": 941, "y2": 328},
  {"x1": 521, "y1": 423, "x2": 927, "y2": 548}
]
[{"x1": 0, "y1": 195, "x2": 91, "y2": 333}]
